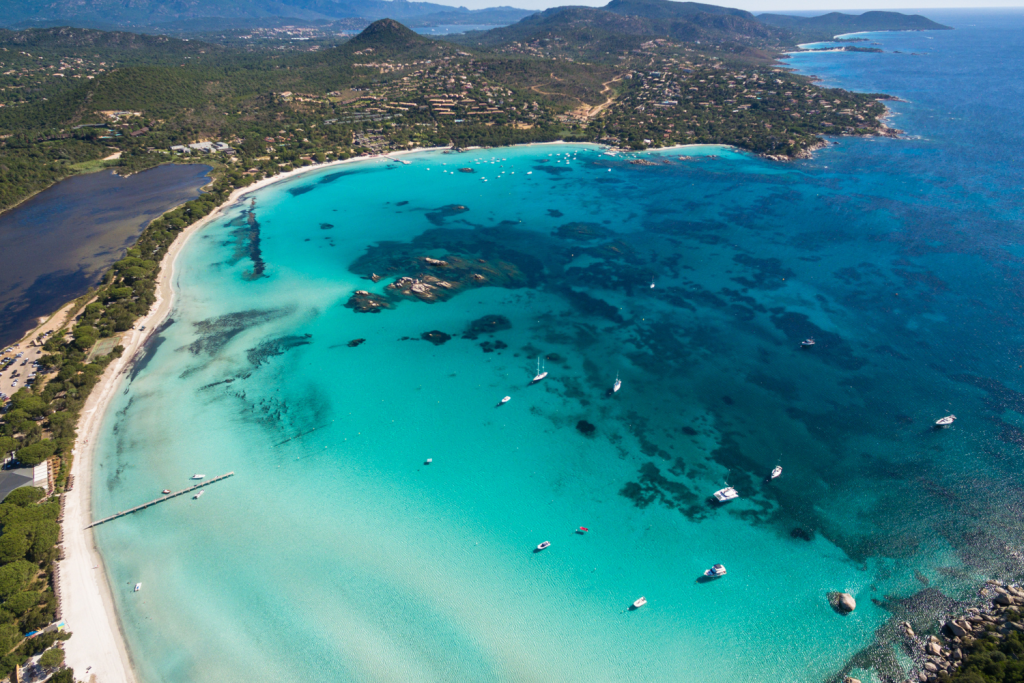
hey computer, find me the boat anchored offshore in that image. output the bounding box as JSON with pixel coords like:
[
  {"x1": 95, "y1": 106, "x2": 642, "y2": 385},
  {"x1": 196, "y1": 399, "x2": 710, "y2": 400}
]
[
  {"x1": 134, "y1": 583, "x2": 142, "y2": 592},
  {"x1": 704, "y1": 564, "x2": 727, "y2": 578},
  {"x1": 193, "y1": 490, "x2": 204, "y2": 500},
  {"x1": 800, "y1": 338, "x2": 816, "y2": 348},
  {"x1": 500, "y1": 396, "x2": 511, "y2": 404},
  {"x1": 613, "y1": 372, "x2": 622, "y2": 393},
  {"x1": 536, "y1": 541, "x2": 551, "y2": 551},
  {"x1": 531, "y1": 357, "x2": 548, "y2": 384},
  {"x1": 191, "y1": 474, "x2": 205, "y2": 480},
  {"x1": 714, "y1": 487, "x2": 739, "y2": 503},
  {"x1": 650, "y1": 277, "x2": 656, "y2": 289},
  {"x1": 770, "y1": 466, "x2": 782, "y2": 480},
  {"x1": 162, "y1": 489, "x2": 171, "y2": 495},
  {"x1": 632, "y1": 596, "x2": 647, "y2": 609},
  {"x1": 935, "y1": 415, "x2": 956, "y2": 426}
]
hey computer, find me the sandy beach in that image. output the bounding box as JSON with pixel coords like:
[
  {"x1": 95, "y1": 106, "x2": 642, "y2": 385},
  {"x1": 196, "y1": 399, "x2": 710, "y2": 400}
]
[{"x1": 57, "y1": 147, "x2": 446, "y2": 683}]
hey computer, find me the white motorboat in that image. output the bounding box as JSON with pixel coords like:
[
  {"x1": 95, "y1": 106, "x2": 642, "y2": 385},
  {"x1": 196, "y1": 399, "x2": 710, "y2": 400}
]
[
  {"x1": 650, "y1": 277, "x2": 656, "y2": 289},
  {"x1": 425, "y1": 458, "x2": 433, "y2": 465},
  {"x1": 193, "y1": 490, "x2": 204, "y2": 500},
  {"x1": 613, "y1": 372, "x2": 622, "y2": 393},
  {"x1": 500, "y1": 396, "x2": 511, "y2": 404},
  {"x1": 935, "y1": 415, "x2": 956, "y2": 426},
  {"x1": 134, "y1": 583, "x2": 142, "y2": 592},
  {"x1": 704, "y1": 564, "x2": 727, "y2": 578},
  {"x1": 632, "y1": 596, "x2": 647, "y2": 609},
  {"x1": 531, "y1": 357, "x2": 548, "y2": 383},
  {"x1": 770, "y1": 466, "x2": 782, "y2": 480},
  {"x1": 536, "y1": 541, "x2": 551, "y2": 551},
  {"x1": 713, "y1": 487, "x2": 739, "y2": 503},
  {"x1": 162, "y1": 489, "x2": 171, "y2": 495},
  {"x1": 191, "y1": 474, "x2": 205, "y2": 480},
  {"x1": 800, "y1": 338, "x2": 816, "y2": 348}
]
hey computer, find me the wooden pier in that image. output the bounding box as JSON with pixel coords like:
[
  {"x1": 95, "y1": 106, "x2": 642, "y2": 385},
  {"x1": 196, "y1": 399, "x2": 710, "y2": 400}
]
[
  {"x1": 86, "y1": 472, "x2": 235, "y2": 528},
  {"x1": 384, "y1": 155, "x2": 411, "y2": 165}
]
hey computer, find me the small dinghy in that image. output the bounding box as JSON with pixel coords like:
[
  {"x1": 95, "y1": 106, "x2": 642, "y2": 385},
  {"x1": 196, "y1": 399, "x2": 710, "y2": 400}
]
[
  {"x1": 770, "y1": 466, "x2": 782, "y2": 480},
  {"x1": 800, "y1": 338, "x2": 816, "y2": 348},
  {"x1": 193, "y1": 490, "x2": 204, "y2": 500},
  {"x1": 650, "y1": 277, "x2": 656, "y2": 289},
  {"x1": 631, "y1": 596, "x2": 647, "y2": 609},
  {"x1": 536, "y1": 541, "x2": 551, "y2": 551},
  {"x1": 134, "y1": 583, "x2": 142, "y2": 592},
  {"x1": 162, "y1": 489, "x2": 171, "y2": 495},
  {"x1": 704, "y1": 564, "x2": 727, "y2": 578},
  {"x1": 935, "y1": 415, "x2": 956, "y2": 426},
  {"x1": 500, "y1": 396, "x2": 511, "y2": 404},
  {"x1": 577, "y1": 527, "x2": 589, "y2": 534}
]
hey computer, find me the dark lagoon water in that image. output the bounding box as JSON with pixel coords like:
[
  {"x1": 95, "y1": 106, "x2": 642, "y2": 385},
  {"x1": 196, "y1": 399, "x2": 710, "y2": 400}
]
[
  {"x1": 90, "y1": 10, "x2": 1024, "y2": 683},
  {"x1": 0, "y1": 164, "x2": 210, "y2": 347}
]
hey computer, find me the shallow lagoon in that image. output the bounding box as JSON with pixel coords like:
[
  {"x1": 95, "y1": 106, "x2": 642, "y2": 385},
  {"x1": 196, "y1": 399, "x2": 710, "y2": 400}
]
[{"x1": 92, "y1": 13, "x2": 1024, "y2": 683}]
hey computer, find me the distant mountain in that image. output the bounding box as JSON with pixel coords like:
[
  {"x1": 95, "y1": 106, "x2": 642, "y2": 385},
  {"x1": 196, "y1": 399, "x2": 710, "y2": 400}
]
[
  {"x1": 0, "y1": 0, "x2": 534, "y2": 31},
  {"x1": 757, "y1": 11, "x2": 952, "y2": 40},
  {"x1": 338, "y1": 17, "x2": 434, "y2": 56},
  {"x1": 0, "y1": 26, "x2": 222, "y2": 60},
  {"x1": 458, "y1": 0, "x2": 785, "y2": 56}
]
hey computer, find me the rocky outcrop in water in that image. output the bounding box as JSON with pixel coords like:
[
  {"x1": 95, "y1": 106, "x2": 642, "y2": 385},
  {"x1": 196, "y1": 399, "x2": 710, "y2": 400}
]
[
  {"x1": 344, "y1": 291, "x2": 393, "y2": 313},
  {"x1": 421, "y1": 330, "x2": 451, "y2": 346},
  {"x1": 828, "y1": 592, "x2": 857, "y2": 613}
]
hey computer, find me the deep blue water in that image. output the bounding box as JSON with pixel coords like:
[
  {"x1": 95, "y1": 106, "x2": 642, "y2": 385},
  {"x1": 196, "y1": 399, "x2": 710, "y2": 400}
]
[{"x1": 90, "y1": 11, "x2": 1024, "y2": 683}]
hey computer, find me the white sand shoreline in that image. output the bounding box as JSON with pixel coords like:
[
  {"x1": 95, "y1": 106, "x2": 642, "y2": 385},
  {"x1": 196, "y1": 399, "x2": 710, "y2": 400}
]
[{"x1": 57, "y1": 145, "x2": 452, "y2": 683}]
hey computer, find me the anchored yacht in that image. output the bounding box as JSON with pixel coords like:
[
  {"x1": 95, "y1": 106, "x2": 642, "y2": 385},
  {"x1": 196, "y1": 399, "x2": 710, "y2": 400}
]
[
  {"x1": 536, "y1": 541, "x2": 551, "y2": 551},
  {"x1": 770, "y1": 466, "x2": 782, "y2": 480},
  {"x1": 704, "y1": 564, "x2": 727, "y2": 578},
  {"x1": 713, "y1": 487, "x2": 739, "y2": 503},
  {"x1": 632, "y1": 596, "x2": 647, "y2": 609},
  {"x1": 613, "y1": 372, "x2": 621, "y2": 393},
  {"x1": 531, "y1": 357, "x2": 548, "y2": 384},
  {"x1": 935, "y1": 415, "x2": 956, "y2": 426}
]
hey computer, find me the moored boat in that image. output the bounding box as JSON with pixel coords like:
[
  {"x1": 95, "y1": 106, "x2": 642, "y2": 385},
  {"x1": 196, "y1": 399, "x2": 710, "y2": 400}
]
[
  {"x1": 193, "y1": 490, "x2": 204, "y2": 500},
  {"x1": 536, "y1": 541, "x2": 551, "y2": 551},
  {"x1": 191, "y1": 474, "x2": 205, "y2": 480},
  {"x1": 770, "y1": 466, "x2": 782, "y2": 480},
  {"x1": 800, "y1": 338, "x2": 816, "y2": 348},
  {"x1": 531, "y1": 357, "x2": 548, "y2": 384},
  {"x1": 935, "y1": 414, "x2": 956, "y2": 426},
  {"x1": 704, "y1": 564, "x2": 727, "y2": 578},
  {"x1": 134, "y1": 583, "x2": 142, "y2": 592},
  {"x1": 613, "y1": 372, "x2": 621, "y2": 393},
  {"x1": 425, "y1": 458, "x2": 433, "y2": 465},
  {"x1": 713, "y1": 487, "x2": 739, "y2": 503},
  {"x1": 500, "y1": 396, "x2": 511, "y2": 404},
  {"x1": 632, "y1": 596, "x2": 647, "y2": 609},
  {"x1": 162, "y1": 489, "x2": 171, "y2": 495}
]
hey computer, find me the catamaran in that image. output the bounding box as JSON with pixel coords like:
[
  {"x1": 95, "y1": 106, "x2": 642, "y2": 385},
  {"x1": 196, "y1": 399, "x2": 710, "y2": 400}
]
[
  {"x1": 613, "y1": 372, "x2": 622, "y2": 393},
  {"x1": 531, "y1": 357, "x2": 548, "y2": 383},
  {"x1": 713, "y1": 487, "x2": 739, "y2": 503}
]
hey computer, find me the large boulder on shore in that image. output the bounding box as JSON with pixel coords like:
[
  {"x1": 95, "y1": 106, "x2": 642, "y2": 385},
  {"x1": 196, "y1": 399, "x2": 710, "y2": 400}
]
[
  {"x1": 828, "y1": 592, "x2": 856, "y2": 613},
  {"x1": 944, "y1": 621, "x2": 968, "y2": 638}
]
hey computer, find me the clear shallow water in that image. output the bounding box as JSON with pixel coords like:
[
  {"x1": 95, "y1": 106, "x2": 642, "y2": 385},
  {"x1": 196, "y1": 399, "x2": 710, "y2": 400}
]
[{"x1": 92, "y1": 12, "x2": 1024, "y2": 683}]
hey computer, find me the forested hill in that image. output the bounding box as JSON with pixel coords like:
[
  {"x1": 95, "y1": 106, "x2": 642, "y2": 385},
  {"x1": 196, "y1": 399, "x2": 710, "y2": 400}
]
[
  {"x1": 0, "y1": 27, "x2": 225, "y2": 62},
  {"x1": 757, "y1": 11, "x2": 952, "y2": 41}
]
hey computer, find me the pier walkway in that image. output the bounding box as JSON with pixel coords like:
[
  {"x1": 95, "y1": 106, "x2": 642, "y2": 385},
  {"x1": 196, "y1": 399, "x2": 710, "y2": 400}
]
[{"x1": 85, "y1": 472, "x2": 234, "y2": 528}]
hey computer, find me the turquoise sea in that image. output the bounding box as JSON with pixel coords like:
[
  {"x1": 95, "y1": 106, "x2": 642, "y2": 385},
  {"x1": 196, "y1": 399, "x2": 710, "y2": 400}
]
[{"x1": 91, "y1": 11, "x2": 1024, "y2": 683}]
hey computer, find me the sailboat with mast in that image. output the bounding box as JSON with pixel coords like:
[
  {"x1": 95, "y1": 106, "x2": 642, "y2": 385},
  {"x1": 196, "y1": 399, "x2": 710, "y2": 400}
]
[
  {"x1": 613, "y1": 372, "x2": 621, "y2": 393},
  {"x1": 531, "y1": 357, "x2": 548, "y2": 384}
]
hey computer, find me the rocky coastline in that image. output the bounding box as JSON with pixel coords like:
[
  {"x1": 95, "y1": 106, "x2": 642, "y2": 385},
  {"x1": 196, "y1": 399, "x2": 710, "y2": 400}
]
[{"x1": 897, "y1": 580, "x2": 1024, "y2": 682}]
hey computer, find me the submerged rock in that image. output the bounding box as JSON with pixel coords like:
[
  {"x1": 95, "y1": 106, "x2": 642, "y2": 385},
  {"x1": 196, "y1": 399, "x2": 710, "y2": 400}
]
[
  {"x1": 463, "y1": 314, "x2": 512, "y2": 339},
  {"x1": 421, "y1": 330, "x2": 451, "y2": 346},
  {"x1": 576, "y1": 420, "x2": 596, "y2": 436},
  {"x1": 347, "y1": 339, "x2": 366, "y2": 347}
]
